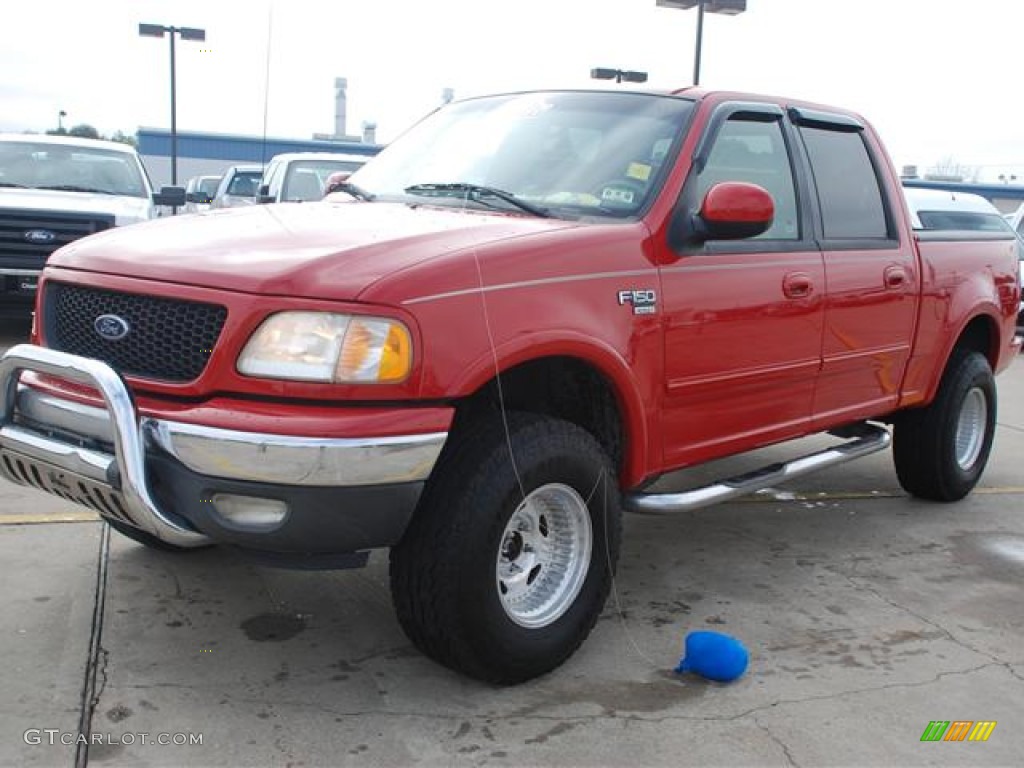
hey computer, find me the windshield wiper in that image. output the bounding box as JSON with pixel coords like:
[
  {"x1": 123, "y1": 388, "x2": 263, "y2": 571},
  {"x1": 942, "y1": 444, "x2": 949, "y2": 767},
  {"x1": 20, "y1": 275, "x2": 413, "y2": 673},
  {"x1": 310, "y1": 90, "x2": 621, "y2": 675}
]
[
  {"x1": 331, "y1": 181, "x2": 375, "y2": 201},
  {"x1": 404, "y1": 182, "x2": 551, "y2": 218},
  {"x1": 38, "y1": 184, "x2": 115, "y2": 195},
  {"x1": 0, "y1": 182, "x2": 29, "y2": 188}
]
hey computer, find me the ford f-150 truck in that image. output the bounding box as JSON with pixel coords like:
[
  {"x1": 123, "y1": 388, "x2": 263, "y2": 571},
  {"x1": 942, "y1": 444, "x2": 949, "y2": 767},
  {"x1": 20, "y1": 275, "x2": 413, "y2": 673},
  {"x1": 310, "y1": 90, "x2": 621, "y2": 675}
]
[
  {"x1": 0, "y1": 134, "x2": 185, "y2": 317},
  {"x1": 0, "y1": 89, "x2": 1019, "y2": 684}
]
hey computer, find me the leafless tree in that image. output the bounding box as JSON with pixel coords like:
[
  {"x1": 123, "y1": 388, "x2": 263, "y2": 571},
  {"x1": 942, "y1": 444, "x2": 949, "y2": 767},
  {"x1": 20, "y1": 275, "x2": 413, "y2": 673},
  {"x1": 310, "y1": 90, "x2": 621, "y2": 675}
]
[{"x1": 925, "y1": 156, "x2": 981, "y2": 183}]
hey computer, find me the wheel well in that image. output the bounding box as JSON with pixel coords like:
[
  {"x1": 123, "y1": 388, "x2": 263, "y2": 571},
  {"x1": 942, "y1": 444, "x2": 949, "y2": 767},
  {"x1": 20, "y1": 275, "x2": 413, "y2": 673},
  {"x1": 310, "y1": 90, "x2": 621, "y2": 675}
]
[
  {"x1": 953, "y1": 315, "x2": 997, "y2": 368},
  {"x1": 450, "y1": 357, "x2": 625, "y2": 470}
]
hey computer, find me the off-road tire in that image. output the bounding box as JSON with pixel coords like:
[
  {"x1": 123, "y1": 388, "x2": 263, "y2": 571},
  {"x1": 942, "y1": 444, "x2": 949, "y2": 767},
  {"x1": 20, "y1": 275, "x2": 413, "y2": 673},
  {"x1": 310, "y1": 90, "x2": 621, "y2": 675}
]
[
  {"x1": 389, "y1": 412, "x2": 622, "y2": 684},
  {"x1": 893, "y1": 349, "x2": 996, "y2": 501}
]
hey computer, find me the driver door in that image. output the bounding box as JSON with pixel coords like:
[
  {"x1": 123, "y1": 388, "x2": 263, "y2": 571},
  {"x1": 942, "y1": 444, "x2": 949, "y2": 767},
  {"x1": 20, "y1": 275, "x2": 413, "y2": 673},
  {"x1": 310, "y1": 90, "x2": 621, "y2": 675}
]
[{"x1": 659, "y1": 103, "x2": 825, "y2": 468}]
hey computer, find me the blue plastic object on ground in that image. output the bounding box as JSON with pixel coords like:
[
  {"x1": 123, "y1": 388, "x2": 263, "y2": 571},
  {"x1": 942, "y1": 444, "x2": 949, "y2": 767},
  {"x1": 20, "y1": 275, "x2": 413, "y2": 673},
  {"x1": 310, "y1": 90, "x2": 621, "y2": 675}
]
[{"x1": 675, "y1": 630, "x2": 749, "y2": 682}]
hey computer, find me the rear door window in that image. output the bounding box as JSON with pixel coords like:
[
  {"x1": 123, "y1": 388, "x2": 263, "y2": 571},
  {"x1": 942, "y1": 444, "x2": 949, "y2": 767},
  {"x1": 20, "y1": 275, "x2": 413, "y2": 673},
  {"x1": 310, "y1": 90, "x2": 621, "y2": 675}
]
[{"x1": 799, "y1": 126, "x2": 889, "y2": 240}]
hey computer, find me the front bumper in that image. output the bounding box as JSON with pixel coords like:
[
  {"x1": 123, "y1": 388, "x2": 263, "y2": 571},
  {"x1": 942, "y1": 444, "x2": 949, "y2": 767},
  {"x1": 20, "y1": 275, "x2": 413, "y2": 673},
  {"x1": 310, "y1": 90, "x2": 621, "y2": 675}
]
[{"x1": 0, "y1": 344, "x2": 448, "y2": 555}]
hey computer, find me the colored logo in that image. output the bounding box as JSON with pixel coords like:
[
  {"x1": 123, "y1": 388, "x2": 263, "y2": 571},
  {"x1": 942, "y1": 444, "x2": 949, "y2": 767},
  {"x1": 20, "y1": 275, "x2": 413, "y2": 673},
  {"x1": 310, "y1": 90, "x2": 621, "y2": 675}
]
[
  {"x1": 920, "y1": 721, "x2": 996, "y2": 742},
  {"x1": 23, "y1": 229, "x2": 57, "y2": 244},
  {"x1": 93, "y1": 314, "x2": 130, "y2": 341}
]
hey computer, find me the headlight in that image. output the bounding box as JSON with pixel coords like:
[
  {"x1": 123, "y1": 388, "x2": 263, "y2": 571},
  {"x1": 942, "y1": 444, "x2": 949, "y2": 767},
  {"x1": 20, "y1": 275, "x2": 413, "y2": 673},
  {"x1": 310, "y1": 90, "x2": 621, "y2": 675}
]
[{"x1": 238, "y1": 311, "x2": 412, "y2": 383}]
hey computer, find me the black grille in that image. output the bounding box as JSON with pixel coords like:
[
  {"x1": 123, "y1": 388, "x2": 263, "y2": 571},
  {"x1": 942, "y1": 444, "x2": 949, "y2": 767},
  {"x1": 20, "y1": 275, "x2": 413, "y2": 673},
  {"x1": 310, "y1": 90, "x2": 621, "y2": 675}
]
[
  {"x1": 0, "y1": 209, "x2": 113, "y2": 267},
  {"x1": 44, "y1": 283, "x2": 227, "y2": 382}
]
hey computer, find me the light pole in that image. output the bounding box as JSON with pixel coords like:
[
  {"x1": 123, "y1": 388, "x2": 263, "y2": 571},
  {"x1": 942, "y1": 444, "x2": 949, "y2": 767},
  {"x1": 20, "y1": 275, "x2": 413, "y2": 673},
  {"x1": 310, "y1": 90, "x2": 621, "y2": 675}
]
[
  {"x1": 655, "y1": 0, "x2": 746, "y2": 86},
  {"x1": 138, "y1": 23, "x2": 206, "y2": 187}
]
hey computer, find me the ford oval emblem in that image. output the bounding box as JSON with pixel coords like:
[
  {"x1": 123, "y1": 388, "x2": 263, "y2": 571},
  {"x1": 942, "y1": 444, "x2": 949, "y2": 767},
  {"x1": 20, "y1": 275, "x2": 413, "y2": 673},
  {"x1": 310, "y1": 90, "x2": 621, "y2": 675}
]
[
  {"x1": 24, "y1": 229, "x2": 57, "y2": 244},
  {"x1": 94, "y1": 314, "x2": 130, "y2": 341}
]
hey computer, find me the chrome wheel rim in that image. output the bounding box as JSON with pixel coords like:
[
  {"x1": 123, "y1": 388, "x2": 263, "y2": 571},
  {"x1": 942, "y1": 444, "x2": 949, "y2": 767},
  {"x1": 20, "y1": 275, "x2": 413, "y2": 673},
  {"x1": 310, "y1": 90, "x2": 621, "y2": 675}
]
[
  {"x1": 955, "y1": 387, "x2": 987, "y2": 470},
  {"x1": 496, "y1": 483, "x2": 592, "y2": 629}
]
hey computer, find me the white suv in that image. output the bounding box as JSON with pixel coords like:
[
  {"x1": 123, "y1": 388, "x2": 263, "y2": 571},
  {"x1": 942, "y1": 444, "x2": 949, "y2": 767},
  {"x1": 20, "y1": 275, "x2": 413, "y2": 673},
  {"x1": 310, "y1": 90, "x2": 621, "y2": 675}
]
[
  {"x1": 256, "y1": 152, "x2": 370, "y2": 203},
  {"x1": 0, "y1": 133, "x2": 183, "y2": 316}
]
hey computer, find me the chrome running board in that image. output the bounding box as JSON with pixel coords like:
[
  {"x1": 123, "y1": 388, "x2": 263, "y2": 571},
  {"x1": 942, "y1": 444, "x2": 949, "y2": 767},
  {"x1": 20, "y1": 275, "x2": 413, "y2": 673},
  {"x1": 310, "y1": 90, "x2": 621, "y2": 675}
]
[{"x1": 624, "y1": 423, "x2": 891, "y2": 515}]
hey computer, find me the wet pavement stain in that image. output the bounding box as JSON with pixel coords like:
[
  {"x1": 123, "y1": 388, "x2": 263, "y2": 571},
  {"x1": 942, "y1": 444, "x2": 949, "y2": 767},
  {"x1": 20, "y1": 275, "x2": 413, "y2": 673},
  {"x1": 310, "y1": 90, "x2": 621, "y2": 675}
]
[
  {"x1": 950, "y1": 532, "x2": 1024, "y2": 580},
  {"x1": 106, "y1": 704, "x2": 132, "y2": 723},
  {"x1": 526, "y1": 721, "x2": 578, "y2": 745},
  {"x1": 510, "y1": 672, "x2": 707, "y2": 720},
  {"x1": 241, "y1": 613, "x2": 306, "y2": 642}
]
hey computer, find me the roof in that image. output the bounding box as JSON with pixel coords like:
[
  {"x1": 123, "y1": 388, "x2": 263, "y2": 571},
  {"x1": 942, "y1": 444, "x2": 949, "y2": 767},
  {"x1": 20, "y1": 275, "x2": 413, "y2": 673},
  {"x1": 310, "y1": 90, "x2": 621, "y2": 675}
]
[
  {"x1": 0, "y1": 133, "x2": 137, "y2": 153},
  {"x1": 137, "y1": 127, "x2": 382, "y2": 163},
  {"x1": 902, "y1": 178, "x2": 1024, "y2": 202},
  {"x1": 268, "y1": 152, "x2": 370, "y2": 163}
]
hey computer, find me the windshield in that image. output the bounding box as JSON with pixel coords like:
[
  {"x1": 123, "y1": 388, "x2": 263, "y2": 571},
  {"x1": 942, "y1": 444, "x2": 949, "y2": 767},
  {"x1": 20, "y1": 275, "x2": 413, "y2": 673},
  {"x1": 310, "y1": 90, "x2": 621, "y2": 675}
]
[
  {"x1": 226, "y1": 171, "x2": 262, "y2": 196},
  {"x1": 916, "y1": 210, "x2": 1014, "y2": 232},
  {"x1": 282, "y1": 159, "x2": 365, "y2": 201},
  {"x1": 349, "y1": 91, "x2": 694, "y2": 219},
  {"x1": 0, "y1": 140, "x2": 148, "y2": 198},
  {"x1": 198, "y1": 177, "x2": 221, "y2": 197}
]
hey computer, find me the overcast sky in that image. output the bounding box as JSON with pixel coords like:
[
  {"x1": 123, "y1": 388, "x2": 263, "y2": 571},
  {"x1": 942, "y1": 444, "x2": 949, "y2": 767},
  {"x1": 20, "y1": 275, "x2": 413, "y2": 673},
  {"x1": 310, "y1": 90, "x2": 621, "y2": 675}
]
[{"x1": 2, "y1": 0, "x2": 1021, "y2": 181}]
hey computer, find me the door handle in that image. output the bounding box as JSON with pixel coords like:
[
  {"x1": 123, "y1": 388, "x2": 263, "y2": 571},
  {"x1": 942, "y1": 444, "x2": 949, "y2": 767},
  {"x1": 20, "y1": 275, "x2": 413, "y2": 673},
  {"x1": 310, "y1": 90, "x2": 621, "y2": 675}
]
[
  {"x1": 782, "y1": 271, "x2": 813, "y2": 299},
  {"x1": 884, "y1": 265, "x2": 909, "y2": 289}
]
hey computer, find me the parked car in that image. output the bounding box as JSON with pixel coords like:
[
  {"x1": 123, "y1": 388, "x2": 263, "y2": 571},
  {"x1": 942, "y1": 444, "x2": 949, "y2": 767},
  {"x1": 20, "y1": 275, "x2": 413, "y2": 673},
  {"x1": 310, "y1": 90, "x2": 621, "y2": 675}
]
[
  {"x1": 0, "y1": 133, "x2": 182, "y2": 317},
  {"x1": 903, "y1": 187, "x2": 1013, "y2": 232},
  {"x1": 184, "y1": 174, "x2": 221, "y2": 213},
  {"x1": 1007, "y1": 201, "x2": 1024, "y2": 238},
  {"x1": 1, "y1": 89, "x2": 1020, "y2": 685},
  {"x1": 209, "y1": 165, "x2": 263, "y2": 209},
  {"x1": 256, "y1": 152, "x2": 372, "y2": 203},
  {"x1": 904, "y1": 187, "x2": 1024, "y2": 328}
]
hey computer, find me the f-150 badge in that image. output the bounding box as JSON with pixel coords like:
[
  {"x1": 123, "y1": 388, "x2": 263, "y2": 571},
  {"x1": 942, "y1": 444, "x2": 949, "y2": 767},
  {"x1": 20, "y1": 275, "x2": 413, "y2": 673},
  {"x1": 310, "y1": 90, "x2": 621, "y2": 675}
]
[{"x1": 617, "y1": 289, "x2": 657, "y2": 315}]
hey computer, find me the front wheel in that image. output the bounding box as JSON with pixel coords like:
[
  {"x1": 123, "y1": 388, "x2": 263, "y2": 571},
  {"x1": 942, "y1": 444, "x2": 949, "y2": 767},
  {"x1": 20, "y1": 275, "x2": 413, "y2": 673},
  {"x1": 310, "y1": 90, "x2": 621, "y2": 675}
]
[
  {"x1": 389, "y1": 413, "x2": 621, "y2": 684},
  {"x1": 893, "y1": 349, "x2": 997, "y2": 501}
]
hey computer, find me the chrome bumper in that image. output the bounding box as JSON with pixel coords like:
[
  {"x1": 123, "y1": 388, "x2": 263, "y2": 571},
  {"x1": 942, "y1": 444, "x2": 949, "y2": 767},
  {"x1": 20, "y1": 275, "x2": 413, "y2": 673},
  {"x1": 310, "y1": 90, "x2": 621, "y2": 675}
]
[{"x1": 0, "y1": 345, "x2": 447, "y2": 548}]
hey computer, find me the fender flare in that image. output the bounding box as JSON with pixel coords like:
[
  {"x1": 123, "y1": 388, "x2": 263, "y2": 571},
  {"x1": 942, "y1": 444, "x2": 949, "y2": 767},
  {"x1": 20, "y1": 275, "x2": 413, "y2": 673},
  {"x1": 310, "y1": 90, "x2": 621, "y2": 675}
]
[{"x1": 449, "y1": 330, "x2": 653, "y2": 487}]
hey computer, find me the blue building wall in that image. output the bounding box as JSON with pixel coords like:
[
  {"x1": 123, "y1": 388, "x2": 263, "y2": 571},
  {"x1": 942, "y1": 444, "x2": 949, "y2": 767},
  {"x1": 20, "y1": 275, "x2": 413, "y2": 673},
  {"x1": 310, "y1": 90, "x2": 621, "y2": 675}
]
[{"x1": 137, "y1": 128, "x2": 383, "y2": 188}]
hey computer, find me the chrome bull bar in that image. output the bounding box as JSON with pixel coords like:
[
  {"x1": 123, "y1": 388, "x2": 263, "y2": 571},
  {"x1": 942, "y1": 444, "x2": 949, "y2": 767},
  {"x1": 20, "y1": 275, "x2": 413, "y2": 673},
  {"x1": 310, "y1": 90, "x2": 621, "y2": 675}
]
[{"x1": 0, "y1": 344, "x2": 209, "y2": 547}]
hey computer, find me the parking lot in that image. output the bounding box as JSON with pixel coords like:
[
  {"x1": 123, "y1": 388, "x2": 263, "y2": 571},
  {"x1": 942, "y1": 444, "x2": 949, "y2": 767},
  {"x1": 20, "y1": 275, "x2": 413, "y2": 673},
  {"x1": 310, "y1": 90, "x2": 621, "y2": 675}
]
[{"x1": 0, "y1": 317, "x2": 1021, "y2": 768}]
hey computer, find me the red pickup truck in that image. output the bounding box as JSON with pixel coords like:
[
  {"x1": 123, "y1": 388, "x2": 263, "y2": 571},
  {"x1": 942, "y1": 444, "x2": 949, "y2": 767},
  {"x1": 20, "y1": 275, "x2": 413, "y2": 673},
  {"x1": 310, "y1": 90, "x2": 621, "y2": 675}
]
[{"x1": 0, "y1": 89, "x2": 1019, "y2": 684}]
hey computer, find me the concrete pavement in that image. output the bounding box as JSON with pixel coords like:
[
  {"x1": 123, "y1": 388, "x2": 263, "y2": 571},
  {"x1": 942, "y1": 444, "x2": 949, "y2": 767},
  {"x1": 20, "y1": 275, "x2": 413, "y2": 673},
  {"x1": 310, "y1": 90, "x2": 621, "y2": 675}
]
[{"x1": 1, "y1": 317, "x2": 1022, "y2": 767}]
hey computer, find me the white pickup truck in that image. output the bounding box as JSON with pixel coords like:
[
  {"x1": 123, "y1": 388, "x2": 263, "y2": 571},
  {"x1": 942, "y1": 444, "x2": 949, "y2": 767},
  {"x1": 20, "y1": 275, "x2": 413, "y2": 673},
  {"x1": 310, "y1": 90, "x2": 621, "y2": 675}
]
[{"x1": 0, "y1": 133, "x2": 183, "y2": 317}]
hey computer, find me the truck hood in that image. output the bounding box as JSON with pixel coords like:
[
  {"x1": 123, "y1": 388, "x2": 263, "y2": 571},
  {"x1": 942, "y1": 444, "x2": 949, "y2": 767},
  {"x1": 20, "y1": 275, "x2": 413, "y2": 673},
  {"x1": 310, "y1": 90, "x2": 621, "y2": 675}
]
[
  {"x1": 0, "y1": 187, "x2": 153, "y2": 226},
  {"x1": 48, "y1": 201, "x2": 581, "y2": 299}
]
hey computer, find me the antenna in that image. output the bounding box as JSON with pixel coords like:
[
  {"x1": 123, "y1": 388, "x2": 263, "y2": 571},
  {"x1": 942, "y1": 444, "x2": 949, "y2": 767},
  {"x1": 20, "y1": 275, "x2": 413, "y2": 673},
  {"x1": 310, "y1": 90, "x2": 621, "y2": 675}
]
[{"x1": 260, "y1": 5, "x2": 274, "y2": 169}]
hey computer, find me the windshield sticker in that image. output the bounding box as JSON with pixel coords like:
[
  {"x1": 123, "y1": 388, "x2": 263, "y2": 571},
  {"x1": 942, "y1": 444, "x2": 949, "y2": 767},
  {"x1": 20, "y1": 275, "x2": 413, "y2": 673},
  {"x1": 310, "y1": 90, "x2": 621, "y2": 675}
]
[
  {"x1": 626, "y1": 163, "x2": 652, "y2": 181},
  {"x1": 601, "y1": 187, "x2": 635, "y2": 205}
]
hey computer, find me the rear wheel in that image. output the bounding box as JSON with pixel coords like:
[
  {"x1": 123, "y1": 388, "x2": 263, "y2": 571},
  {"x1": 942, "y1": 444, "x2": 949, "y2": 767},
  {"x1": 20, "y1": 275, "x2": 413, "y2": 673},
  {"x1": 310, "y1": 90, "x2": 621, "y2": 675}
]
[
  {"x1": 389, "y1": 412, "x2": 621, "y2": 684},
  {"x1": 893, "y1": 349, "x2": 996, "y2": 501}
]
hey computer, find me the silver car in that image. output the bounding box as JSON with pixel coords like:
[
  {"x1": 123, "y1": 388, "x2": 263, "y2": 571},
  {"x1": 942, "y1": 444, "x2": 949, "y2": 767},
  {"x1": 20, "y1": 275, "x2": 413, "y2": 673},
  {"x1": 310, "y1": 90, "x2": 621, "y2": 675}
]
[
  {"x1": 210, "y1": 165, "x2": 263, "y2": 209},
  {"x1": 183, "y1": 174, "x2": 221, "y2": 213}
]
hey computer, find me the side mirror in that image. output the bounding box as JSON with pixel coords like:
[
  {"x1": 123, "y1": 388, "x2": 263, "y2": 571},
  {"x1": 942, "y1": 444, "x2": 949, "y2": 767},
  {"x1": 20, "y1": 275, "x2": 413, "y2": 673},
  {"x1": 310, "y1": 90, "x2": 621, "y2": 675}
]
[
  {"x1": 185, "y1": 191, "x2": 197, "y2": 203},
  {"x1": 323, "y1": 172, "x2": 352, "y2": 196},
  {"x1": 692, "y1": 182, "x2": 774, "y2": 242},
  {"x1": 256, "y1": 184, "x2": 274, "y2": 204},
  {"x1": 153, "y1": 185, "x2": 186, "y2": 207}
]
